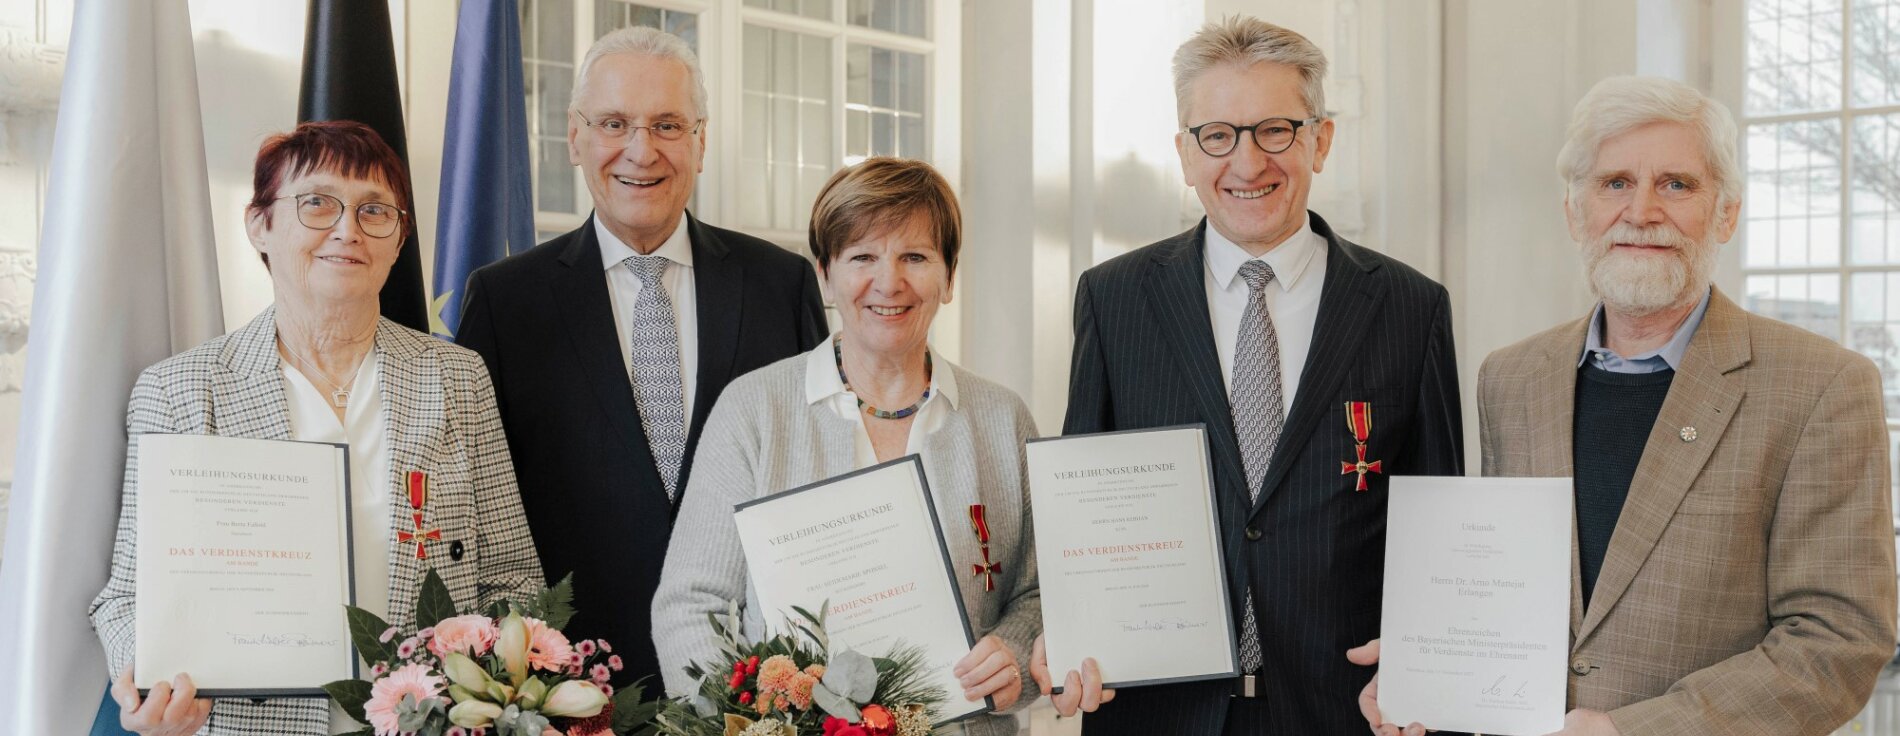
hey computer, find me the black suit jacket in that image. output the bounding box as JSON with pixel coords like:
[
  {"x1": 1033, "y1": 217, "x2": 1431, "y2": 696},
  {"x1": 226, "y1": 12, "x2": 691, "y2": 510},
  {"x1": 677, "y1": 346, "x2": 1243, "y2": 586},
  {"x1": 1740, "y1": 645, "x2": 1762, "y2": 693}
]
[
  {"x1": 456, "y1": 213, "x2": 827, "y2": 689},
  {"x1": 1064, "y1": 212, "x2": 1463, "y2": 734}
]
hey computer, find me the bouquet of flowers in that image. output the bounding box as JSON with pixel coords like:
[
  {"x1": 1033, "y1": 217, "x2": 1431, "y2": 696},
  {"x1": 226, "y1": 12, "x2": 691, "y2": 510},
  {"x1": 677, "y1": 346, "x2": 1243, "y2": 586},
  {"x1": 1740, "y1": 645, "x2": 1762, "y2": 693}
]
[
  {"x1": 324, "y1": 570, "x2": 654, "y2": 736},
  {"x1": 639, "y1": 603, "x2": 944, "y2": 736}
]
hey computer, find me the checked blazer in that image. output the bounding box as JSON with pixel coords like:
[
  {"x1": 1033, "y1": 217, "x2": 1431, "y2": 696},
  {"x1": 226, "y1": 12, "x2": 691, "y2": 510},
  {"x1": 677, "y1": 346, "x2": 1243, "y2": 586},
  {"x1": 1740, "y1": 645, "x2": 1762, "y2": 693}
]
[
  {"x1": 1063, "y1": 212, "x2": 1464, "y2": 734},
  {"x1": 89, "y1": 307, "x2": 545, "y2": 735},
  {"x1": 1479, "y1": 289, "x2": 1897, "y2": 735}
]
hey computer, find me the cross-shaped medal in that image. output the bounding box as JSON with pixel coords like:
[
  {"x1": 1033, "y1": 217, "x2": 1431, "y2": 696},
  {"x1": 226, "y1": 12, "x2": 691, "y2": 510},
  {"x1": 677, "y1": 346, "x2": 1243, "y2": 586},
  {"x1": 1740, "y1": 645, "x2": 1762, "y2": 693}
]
[
  {"x1": 396, "y1": 470, "x2": 442, "y2": 560},
  {"x1": 971, "y1": 550, "x2": 1002, "y2": 592},
  {"x1": 1340, "y1": 402, "x2": 1383, "y2": 492}
]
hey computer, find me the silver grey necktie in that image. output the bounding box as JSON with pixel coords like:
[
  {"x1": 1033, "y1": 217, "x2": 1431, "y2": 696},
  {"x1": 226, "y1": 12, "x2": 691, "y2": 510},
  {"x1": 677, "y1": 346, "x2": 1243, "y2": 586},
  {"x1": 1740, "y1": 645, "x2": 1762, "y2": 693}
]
[
  {"x1": 623, "y1": 255, "x2": 688, "y2": 501},
  {"x1": 1231, "y1": 260, "x2": 1284, "y2": 674}
]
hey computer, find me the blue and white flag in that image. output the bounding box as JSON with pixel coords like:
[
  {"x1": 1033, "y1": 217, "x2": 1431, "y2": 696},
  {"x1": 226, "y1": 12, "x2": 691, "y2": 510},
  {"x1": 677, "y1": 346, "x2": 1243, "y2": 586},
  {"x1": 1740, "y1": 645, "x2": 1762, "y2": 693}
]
[{"x1": 432, "y1": 0, "x2": 535, "y2": 338}]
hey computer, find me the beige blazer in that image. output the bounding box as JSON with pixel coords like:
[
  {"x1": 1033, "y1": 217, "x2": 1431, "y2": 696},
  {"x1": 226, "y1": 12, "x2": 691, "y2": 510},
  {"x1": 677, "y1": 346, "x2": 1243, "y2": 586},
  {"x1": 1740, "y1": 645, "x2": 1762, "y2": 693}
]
[{"x1": 1478, "y1": 289, "x2": 1897, "y2": 736}]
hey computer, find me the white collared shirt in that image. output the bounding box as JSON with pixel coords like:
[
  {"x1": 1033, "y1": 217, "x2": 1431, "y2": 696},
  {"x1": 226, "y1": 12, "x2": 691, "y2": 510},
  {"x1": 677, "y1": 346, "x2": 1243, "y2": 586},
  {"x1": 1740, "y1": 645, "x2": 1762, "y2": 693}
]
[
  {"x1": 1204, "y1": 215, "x2": 1327, "y2": 416},
  {"x1": 803, "y1": 335, "x2": 960, "y2": 469},
  {"x1": 282, "y1": 352, "x2": 389, "y2": 734},
  {"x1": 597, "y1": 214, "x2": 698, "y2": 421}
]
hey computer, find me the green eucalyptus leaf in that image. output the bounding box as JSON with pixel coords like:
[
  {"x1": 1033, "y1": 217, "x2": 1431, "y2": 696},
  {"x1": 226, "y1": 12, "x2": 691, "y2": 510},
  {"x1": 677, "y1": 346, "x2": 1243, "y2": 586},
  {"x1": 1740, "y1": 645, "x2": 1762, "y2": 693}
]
[
  {"x1": 809, "y1": 682, "x2": 859, "y2": 722},
  {"x1": 824, "y1": 649, "x2": 877, "y2": 702},
  {"x1": 415, "y1": 569, "x2": 457, "y2": 629},
  {"x1": 321, "y1": 679, "x2": 373, "y2": 724}
]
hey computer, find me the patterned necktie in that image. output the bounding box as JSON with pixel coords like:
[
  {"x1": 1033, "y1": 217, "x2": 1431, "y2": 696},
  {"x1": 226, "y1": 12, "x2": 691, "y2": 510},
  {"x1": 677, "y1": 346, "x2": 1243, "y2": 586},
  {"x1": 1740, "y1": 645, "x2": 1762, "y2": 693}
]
[
  {"x1": 623, "y1": 255, "x2": 688, "y2": 501},
  {"x1": 1231, "y1": 260, "x2": 1284, "y2": 674}
]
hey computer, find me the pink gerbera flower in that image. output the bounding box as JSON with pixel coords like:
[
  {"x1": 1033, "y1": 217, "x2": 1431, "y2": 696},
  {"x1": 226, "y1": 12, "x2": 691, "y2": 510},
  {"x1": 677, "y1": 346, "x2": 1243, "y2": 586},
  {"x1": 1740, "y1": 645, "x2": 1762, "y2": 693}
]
[
  {"x1": 363, "y1": 663, "x2": 444, "y2": 736},
  {"x1": 524, "y1": 617, "x2": 576, "y2": 672}
]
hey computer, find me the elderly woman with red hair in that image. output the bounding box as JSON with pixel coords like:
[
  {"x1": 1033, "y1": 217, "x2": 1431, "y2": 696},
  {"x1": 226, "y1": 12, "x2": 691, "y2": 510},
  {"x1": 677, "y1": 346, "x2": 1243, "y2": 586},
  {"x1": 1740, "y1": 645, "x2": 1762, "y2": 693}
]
[{"x1": 89, "y1": 121, "x2": 543, "y2": 735}]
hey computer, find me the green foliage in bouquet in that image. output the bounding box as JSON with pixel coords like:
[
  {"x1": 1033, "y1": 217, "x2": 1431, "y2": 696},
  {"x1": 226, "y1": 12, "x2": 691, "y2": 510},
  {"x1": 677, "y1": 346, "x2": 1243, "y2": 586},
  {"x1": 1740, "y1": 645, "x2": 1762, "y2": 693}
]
[
  {"x1": 322, "y1": 570, "x2": 644, "y2": 736},
  {"x1": 632, "y1": 601, "x2": 944, "y2": 736}
]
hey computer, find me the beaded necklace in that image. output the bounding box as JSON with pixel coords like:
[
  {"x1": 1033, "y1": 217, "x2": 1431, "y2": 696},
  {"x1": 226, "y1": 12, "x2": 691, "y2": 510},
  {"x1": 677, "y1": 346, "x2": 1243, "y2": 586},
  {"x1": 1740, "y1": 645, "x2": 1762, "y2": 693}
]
[{"x1": 834, "y1": 334, "x2": 933, "y2": 420}]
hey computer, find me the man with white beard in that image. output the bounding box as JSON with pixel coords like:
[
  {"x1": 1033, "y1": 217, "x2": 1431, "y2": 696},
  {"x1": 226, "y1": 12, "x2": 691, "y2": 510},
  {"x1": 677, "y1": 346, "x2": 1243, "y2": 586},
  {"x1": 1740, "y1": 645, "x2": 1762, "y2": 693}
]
[{"x1": 1354, "y1": 76, "x2": 1897, "y2": 736}]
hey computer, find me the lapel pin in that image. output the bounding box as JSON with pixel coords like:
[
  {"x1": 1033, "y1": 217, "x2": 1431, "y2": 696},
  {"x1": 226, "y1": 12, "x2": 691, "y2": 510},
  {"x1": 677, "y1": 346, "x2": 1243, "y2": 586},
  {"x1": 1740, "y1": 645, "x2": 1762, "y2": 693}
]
[{"x1": 1679, "y1": 426, "x2": 1697, "y2": 442}]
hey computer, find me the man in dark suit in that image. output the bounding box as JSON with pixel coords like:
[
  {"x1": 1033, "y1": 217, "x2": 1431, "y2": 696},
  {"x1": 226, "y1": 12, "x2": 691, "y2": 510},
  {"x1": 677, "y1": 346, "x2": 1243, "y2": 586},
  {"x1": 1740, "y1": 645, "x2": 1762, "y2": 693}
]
[
  {"x1": 456, "y1": 27, "x2": 826, "y2": 690},
  {"x1": 1028, "y1": 16, "x2": 1463, "y2": 734}
]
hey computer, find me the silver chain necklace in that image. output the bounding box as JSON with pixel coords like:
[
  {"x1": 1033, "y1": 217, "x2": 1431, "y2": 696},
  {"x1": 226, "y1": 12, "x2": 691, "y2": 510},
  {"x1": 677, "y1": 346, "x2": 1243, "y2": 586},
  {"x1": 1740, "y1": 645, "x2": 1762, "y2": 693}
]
[{"x1": 279, "y1": 335, "x2": 371, "y2": 409}]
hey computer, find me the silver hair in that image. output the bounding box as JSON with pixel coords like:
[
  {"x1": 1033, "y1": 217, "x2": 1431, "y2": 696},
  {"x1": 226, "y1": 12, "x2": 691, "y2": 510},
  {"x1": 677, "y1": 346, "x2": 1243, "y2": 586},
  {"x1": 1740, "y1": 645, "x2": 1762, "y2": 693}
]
[
  {"x1": 1171, "y1": 16, "x2": 1328, "y2": 127},
  {"x1": 1556, "y1": 76, "x2": 1741, "y2": 211},
  {"x1": 570, "y1": 26, "x2": 709, "y2": 120}
]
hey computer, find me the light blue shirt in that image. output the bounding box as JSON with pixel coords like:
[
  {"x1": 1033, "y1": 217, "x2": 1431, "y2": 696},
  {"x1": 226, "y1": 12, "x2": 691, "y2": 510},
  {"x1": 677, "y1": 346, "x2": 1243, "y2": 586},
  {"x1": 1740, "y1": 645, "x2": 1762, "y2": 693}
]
[{"x1": 1578, "y1": 287, "x2": 1712, "y2": 374}]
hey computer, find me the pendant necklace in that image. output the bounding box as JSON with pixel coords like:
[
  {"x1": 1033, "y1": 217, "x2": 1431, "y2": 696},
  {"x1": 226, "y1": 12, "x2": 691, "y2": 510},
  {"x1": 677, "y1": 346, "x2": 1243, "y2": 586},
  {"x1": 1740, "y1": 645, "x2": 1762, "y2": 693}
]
[
  {"x1": 834, "y1": 334, "x2": 932, "y2": 420},
  {"x1": 280, "y1": 329, "x2": 373, "y2": 408}
]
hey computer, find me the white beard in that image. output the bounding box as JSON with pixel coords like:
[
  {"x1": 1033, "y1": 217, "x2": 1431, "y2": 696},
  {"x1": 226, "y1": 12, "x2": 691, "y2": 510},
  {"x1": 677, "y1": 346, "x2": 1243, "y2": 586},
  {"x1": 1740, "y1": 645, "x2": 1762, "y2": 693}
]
[{"x1": 1581, "y1": 222, "x2": 1716, "y2": 317}]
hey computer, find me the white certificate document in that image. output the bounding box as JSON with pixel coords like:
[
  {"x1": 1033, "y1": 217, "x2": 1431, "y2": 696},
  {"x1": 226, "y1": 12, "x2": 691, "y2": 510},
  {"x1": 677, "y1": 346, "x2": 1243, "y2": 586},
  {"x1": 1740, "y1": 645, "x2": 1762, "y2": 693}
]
[
  {"x1": 733, "y1": 457, "x2": 987, "y2": 724},
  {"x1": 135, "y1": 434, "x2": 356, "y2": 697},
  {"x1": 1026, "y1": 426, "x2": 1237, "y2": 690},
  {"x1": 1378, "y1": 476, "x2": 1572, "y2": 735}
]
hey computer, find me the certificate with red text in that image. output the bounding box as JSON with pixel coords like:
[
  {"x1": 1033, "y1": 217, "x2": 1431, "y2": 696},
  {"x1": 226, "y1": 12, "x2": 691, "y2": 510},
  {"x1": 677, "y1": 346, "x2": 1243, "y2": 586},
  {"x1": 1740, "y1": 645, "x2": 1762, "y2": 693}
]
[
  {"x1": 135, "y1": 433, "x2": 357, "y2": 697},
  {"x1": 1026, "y1": 426, "x2": 1237, "y2": 691},
  {"x1": 733, "y1": 457, "x2": 987, "y2": 724}
]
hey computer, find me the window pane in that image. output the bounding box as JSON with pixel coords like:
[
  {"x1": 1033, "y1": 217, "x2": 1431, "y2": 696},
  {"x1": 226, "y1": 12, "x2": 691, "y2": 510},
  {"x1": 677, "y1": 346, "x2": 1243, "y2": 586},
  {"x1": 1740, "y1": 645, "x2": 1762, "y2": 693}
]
[
  {"x1": 745, "y1": 0, "x2": 831, "y2": 21},
  {"x1": 536, "y1": 139, "x2": 574, "y2": 213},
  {"x1": 1850, "y1": 272, "x2": 1900, "y2": 420},
  {"x1": 534, "y1": 0, "x2": 574, "y2": 63},
  {"x1": 846, "y1": 43, "x2": 927, "y2": 161},
  {"x1": 740, "y1": 26, "x2": 833, "y2": 230},
  {"x1": 595, "y1": 2, "x2": 699, "y2": 50},
  {"x1": 1745, "y1": 272, "x2": 1841, "y2": 339},
  {"x1": 1745, "y1": 120, "x2": 1842, "y2": 268},
  {"x1": 1851, "y1": 0, "x2": 1900, "y2": 108},
  {"x1": 1851, "y1": 114, "x2": 1900, "y2": 264},
  {"x1": 849, "y1": 0, "x2": 928, "y2": 37},
  {"x1": 1746, "y1": 0, "x2": 1844, "y2": 115},
  {"x1": 535, "y1": 64, "x2": 572, "y2": 138}
]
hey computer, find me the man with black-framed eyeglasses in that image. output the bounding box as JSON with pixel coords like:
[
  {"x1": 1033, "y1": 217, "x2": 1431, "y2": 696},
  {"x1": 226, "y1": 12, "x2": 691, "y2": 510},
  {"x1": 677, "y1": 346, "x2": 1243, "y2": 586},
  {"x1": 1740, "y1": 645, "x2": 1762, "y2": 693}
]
[
  {"x1": 453, "y1": 25, "x2": 827, "y2": 695},
  {"x1": 1037, "y1": 15, "x2": 1465, "y2": 735}
]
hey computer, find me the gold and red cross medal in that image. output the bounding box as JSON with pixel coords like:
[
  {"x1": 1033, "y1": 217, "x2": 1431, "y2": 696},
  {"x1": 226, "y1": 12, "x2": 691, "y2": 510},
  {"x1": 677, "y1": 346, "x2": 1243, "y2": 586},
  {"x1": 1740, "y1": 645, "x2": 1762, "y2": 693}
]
[
  {"x1": 1340, "y1": 402, "x2": 1383, "y2": 492},
  {"x1": 396, "y1": 470, "x2": 442, "y2": 560},
  {"x1": 969, "y1": 504, "x2": 1000, "y2": 592}
]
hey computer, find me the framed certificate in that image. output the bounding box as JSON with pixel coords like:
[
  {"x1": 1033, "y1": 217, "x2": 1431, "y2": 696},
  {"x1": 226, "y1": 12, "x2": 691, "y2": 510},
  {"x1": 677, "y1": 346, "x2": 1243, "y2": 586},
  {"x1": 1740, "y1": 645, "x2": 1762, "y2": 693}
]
[
  {"x1": 1378, "y1": 476, "x2": 1572, "y2": 735},
  {"x1": 732, "y1": 456, "x2": 989, "y2": 725},
  {"x1": 1026, "y1": 425, "x2": 1238, "y2": 691},
  {"x1": 134, "y1": 433, "x2": 357, "y2": 697}
]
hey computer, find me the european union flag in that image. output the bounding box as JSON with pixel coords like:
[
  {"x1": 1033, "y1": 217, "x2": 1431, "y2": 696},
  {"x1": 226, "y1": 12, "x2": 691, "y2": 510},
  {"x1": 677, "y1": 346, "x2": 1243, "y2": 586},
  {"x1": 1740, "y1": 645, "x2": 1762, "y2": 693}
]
[{"x1": 432, "y1": 0, "x2": 535, "y2": 338}]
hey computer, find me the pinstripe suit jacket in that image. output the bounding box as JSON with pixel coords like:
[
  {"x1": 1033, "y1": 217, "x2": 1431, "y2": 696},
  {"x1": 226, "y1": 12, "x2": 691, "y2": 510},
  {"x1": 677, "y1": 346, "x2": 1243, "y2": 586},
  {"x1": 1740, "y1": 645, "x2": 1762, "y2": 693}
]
[
  {"x1": 1478, "y1": 289, "x2": 1897, "y2": 736},
  {"x1": 89, "y1": 307, "x2": 545, "y2": 735},
  {"x1": 1064, "y1": 213, "x2": 1464, "y2": 734}
]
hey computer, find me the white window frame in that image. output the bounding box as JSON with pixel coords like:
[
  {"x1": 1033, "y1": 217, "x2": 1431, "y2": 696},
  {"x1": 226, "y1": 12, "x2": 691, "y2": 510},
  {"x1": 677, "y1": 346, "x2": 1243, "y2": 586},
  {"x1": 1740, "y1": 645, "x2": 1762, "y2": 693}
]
[{"x1": 1715, "y1": 0, "x2": 1900, "y2": 526}]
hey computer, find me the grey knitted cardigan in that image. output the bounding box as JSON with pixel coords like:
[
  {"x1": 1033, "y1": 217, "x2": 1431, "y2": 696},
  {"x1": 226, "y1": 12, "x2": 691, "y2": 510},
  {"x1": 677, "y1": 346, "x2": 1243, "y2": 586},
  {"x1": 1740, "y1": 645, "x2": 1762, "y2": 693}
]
[{"x1": 651, "y1": 352, "x2": 1042, "y2": 736}]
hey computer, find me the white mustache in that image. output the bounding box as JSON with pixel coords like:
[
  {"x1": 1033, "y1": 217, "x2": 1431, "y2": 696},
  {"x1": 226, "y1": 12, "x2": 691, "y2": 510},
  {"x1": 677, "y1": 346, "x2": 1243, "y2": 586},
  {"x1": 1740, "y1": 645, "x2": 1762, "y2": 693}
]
[{"x1": 1594, "y1": 222, "x2": 1698, "y2": 252}]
